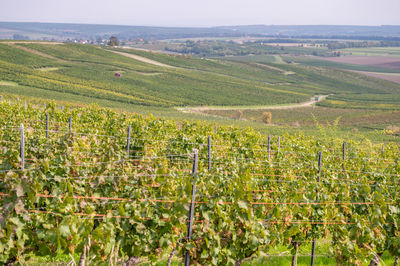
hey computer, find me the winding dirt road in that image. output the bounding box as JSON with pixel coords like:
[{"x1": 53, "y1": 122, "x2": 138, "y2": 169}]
[{"x1": 177, "y1": 95, "x2": 329, "y2": 115}]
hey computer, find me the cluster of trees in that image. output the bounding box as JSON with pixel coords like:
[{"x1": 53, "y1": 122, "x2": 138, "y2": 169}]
[
  {"x1": 108, "y1": 36, "x2": 120, "y2": 46},
  {"x1": 328, "y1": 40, "x2": 400, "y2": 50},
  {"x1": 164, "y1": 40, "x2": 331, "y2": 57},
  {"x1": 12, "y1": 34, "x2": 30, "y2": 40}
]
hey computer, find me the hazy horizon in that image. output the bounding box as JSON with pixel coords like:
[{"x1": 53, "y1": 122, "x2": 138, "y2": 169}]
[
  {"x1": 1, "y1": 0, "x2": 400, "y2": 27},
  {"x1": 1, "y1": 21, "x2": 400, "y2": 28}
]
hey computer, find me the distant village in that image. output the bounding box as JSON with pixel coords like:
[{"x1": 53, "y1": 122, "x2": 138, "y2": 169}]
[{"x1": 11, "y1": 34, "x2": 131, "y2": 46}]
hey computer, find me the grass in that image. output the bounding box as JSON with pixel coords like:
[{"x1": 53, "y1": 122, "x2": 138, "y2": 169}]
[
  {"x1": 25, "y1": 242, "x2": 398, "y2": 265},
  {"x1": 0, "y1": 80, "x2": 18, "y2": 86}
]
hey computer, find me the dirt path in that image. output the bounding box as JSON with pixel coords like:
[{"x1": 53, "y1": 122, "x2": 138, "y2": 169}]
[
  {"x1": 177, "y1": 95, "x2": 329, "y2": 114},
  {"x1": 7, "y1": 42, "x2": 66, "y2": 62},
  {"x1": 251, "y1": 62, "x2": 295, "y2": 75},
  {"x1": 109, "y1": 50, "x2": 175, "y2": 68}
]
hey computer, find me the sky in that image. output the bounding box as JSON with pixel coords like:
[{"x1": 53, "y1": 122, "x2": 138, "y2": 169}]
[{"x1": 1, "y1": 0, "x2": 400, "y2": 27}]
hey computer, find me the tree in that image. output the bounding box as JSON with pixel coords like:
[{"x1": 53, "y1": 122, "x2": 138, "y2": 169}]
[{"x1": 109, "y1": 36, "x2": 120, "y2": 46}]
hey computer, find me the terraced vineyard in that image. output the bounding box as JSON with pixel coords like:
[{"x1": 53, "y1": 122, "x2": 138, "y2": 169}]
[
  {"x1": 1, "y1": 41, "x2": 400, "y2": 141},
  {"x1": 0, "y1": 99, "x2": 399, "y2": 265}
]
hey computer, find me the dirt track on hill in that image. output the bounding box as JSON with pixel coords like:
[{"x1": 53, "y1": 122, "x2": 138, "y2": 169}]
[
  {"x1": 177, "y1": 95, "x2": 329, "y2": 115},
  {"x1": 6, "y1": 42, "x2": 66, "y2": 62},
  {"x1": 109, "y1": 50, "x2": 174, "y2": 68}
]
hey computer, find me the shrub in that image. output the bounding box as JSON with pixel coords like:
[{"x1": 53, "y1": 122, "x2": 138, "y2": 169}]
[
  {"x1": 262, "y1": 112, "x2": 272, "y2": 124},
  {"x1": 385, "y1": 125, "x2": 400, "y2": 135}
]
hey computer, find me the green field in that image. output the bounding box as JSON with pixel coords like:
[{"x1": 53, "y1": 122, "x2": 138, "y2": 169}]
[{"x1": 0, "y1": 41, "x2": 400, "y2": 142}]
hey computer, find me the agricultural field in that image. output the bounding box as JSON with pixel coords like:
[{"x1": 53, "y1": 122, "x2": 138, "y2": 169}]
[
  {"x1": 1, "y1": 101, "x2": 400, "y2": 265},
  {"x1": 282, "y1": 47, "x2": 400, "y2": 84},
  {"x1": 1, "y1": 41, "x2": 400, "y2": 141}
]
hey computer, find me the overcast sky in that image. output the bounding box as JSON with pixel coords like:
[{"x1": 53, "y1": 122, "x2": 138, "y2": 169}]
[{"x1": 1, "y1": 0, "x2": 399, "y2": 27}]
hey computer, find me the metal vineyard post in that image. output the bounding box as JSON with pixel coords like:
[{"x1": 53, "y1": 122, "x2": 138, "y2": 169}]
[
  {"x1": 268, "y1": 135, "x2": 271, "y2": 161},
  {"x1": 208, "y1": 136, "x2": 211, "y2": 170},
  {"x1": 342, "y1": 142, "x2": 346, "y2": 161},
  {"x1": 311, "y1": 151, "x2": 323, "y2": 266},
  {"x1": 184, "y1": 149, "x2": 198, "y2": 266},
  {"x1": 278, "y1": 136, "x2": 281, "y2": 152},
  {"x1": 69, "y1": 117, "x2": 72, "y2": 133},
  {"x1": 127, "y1": 126, "x2": 131, "y2": 159},
  {"x1": 20, "y1": 124, "x2": 24, "y2": 172},
  {"x1": 46, "y1": 114, "x2": 49, "y2": 138},
  {"x1": 342, "y1": 142, "x2": 346, "y2": 171},
  {"x1": 317, "y1": 151, "x2": 322, "y2": 182}
]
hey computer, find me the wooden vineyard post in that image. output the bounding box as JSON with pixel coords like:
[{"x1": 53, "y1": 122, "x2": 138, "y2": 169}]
[
  {"x1": 61, "y1": 105, "x2": 64, "y2": 111},
  {"x1": 24, "y1": 100, "x2": 27, "y2": 110},
  {"x1": 311, "y1": 151, "x2": 322, "y2": 266},
  {"x1": 46, "y1": 113, "x2": 49, "y2": 138},
  {"x1": 0, "y1": 95, "x2": 2, "y2": 103},
  {"x1": 208, "y1": 136, "x2": 211, "y2": 170},
  {"x1": 184, "y1": 149, "x2": 198, "y2": 266},
  {"x1": 214, "y1": 125, "x2": 217, "y2": 134},
  {"x1": 17, "y1": 97, "x2": 19, "y2": 103},
  {"x1": 268, "y1": 135, "x2": 271, "y2": 161},
  {"x1": 44, "y1": 103, "x2": 46, "y2": 110},
  {"x1": 126, "y1": 126, "x2": 131, "y2": 159},
  {"x1": 69, "y1": 117, "x2": 72, "y2": 133},
  {"x1": 20, "y1": 124, "x2": 24, "y2": 172}
]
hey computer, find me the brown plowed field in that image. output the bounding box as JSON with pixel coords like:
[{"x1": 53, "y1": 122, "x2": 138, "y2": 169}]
[
  {"x1": 319, "y1": 56, "x2": 400, "y2": 70},
  {"x1": 319, "y1": 56, "x2": 400, "y2": 69},
  {"x1": 352, "y1": 71, "x2": 400, "y2": 84}
]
